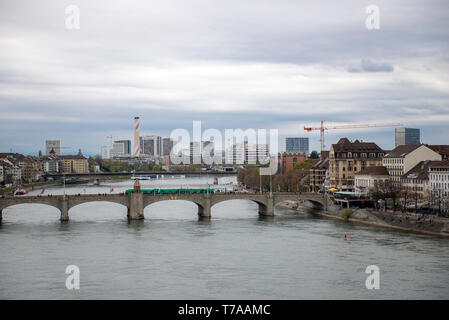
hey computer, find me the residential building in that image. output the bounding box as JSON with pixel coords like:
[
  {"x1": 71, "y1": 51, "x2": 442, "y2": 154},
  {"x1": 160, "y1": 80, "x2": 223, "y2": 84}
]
[
  {"x1": 42, "y1": 155, "x2": 62, "y2": 174},
  {"x1": 285, "y1": 137, "x2": 309, "y2": 155},
  {"x1": 329, "y1": 138, "x2": 384, "y2": 191},
  {"x1": 354, "y1": 166, "x2": 390, "y2": 193},
  {"x1": 395, "y1": 128, "x2": 420, "y2": 147},
  {"x1": 21, "y1": 157, "x2": 41, "y2": 183},
  {"x1": 382, "y1": 144, "x2": 441, "y2": 185},
  {"x1": 428, "y1": 145, "x2": 449, "y2": 160},
  {"x1": 0, "y1": 158, "x2": 21, "y2": 185},
  {"x1": 59, "y1": 155, "x2": 89, "y2": 173},
  {"x1": 309, "y1": 157, "x2": 329, "y2": 192},
  {"x1": 45, "y1": 140, "x2": 61, "y2": 155},
  {"x1": 401, "y1": 160, "x2": 440, "y2": 201},
  {"x1": 429, "y1": 160, "x2": 449, "y2": 212}
]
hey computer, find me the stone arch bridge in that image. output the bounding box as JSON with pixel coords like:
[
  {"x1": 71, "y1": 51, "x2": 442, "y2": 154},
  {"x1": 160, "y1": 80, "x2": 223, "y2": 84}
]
[{"x1": 0, "y1": 192, "x2": 327, "y2": 221}]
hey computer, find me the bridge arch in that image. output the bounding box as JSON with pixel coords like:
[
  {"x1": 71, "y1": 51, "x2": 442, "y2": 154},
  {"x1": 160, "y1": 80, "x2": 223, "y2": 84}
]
[
  {"x1": 297, "y1": 198, "x2": 325, "y2": 211},
  {"x1": 143, "y1": 199, "x2": 206, "y2": 219},
  {"x1": 211, "y1": 198, "x2": 269, "y2": 216},
  {"x1": 67, "y1": 201, "x2": 129, "y2": 220},
  {"x1": 0, "y1": 202, "x2": 62, "y2": 222}
]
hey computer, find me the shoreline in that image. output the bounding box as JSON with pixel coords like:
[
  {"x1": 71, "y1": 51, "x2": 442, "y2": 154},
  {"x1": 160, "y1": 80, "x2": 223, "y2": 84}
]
[
  {"x1": 278, "y1": 200, "x2": 449, "y2": 238},
  {"x1": 314, "y1": 210, "x2": 449, "y2": 238}
]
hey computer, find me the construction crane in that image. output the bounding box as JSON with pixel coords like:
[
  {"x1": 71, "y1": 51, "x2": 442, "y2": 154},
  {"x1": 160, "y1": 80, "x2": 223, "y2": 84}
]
[{"x1": 304, "y1": 120, "x2": 402, "y2": 154}]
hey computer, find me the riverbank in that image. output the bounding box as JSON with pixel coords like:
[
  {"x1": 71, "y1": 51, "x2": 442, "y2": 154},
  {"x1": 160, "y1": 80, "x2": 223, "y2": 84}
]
[
  {"x1": 279, "y1": 200, "x2": 449, "y2": 238},
  {"x1": 0, "y1": 181, "x2": 58, "y2": 196},
  {"x1": 314, "y1": 210, "x2": 449, "y2": 238}
]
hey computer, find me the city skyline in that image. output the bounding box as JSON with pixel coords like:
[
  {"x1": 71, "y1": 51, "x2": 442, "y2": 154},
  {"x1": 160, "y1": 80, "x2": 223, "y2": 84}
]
[
  {"x1": 1, "y1": 1, "x2": 448, "y2": 155},
  {"x1": 2, "y1": 122, "x2": 437, "y2": 157}
]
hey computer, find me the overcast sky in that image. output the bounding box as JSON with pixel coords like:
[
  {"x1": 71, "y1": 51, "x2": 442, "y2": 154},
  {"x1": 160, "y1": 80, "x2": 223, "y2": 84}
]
[{"x1": 1, "y1": 0, "x2": 448, "y2": 155}]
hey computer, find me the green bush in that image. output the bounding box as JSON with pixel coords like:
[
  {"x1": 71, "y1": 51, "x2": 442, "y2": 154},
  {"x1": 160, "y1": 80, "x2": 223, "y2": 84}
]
[{"x1": 341, "y1": 209, "x2": 353, "y2": 220}]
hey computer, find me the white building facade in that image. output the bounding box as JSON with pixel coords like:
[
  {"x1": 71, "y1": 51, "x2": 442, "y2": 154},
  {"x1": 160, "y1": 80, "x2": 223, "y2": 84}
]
[
  {"x1": 383, "y1": 144, "x2": 442, "y2": 185},
  {"x1": 429, "y1": 160, "x2": 449, "y2": 212}
]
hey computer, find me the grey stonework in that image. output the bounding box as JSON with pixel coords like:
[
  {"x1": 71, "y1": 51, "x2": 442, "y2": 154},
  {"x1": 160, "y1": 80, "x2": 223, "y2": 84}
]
[{"x1": 0, "y1": 192, "x2": 327, "y2": 221}]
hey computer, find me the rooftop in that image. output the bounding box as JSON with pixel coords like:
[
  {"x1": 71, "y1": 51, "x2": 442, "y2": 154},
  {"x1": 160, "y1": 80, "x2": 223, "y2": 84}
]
[
  {"x1": 402, "y1": 160, "x2": 441, "y2": 180},
  {"x1": 429, "y1": 160, "x2": 449, "y2": 168},
  {"x1": 58, "y1": 155, "x2": 87, "y2": 160},
  {"x1": 331, "y1": 138, "x2": 382, "y2": 153},
  {"x1": 311, "y1": 158, "x2": 329, "y2": 169},
  {"x1": 383, "y1": 144, "x2": 423, "y2": 158},
  {"x1": 356, "y1": 166, "x2": 389, "y2": 176}
]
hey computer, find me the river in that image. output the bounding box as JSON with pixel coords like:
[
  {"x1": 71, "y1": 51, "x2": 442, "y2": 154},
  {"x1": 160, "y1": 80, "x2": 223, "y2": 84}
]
[{"x1": 0, "y1": 176, "x2": 448, "y2": 299}]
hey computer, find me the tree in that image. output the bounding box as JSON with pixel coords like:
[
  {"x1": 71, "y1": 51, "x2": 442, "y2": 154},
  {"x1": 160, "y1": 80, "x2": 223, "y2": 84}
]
[
  {"x1": 369, "y1": 179, "x2": 401, "y2": 210},
  {"x1": 309, "y1": 150, "x2": 319, "y2": 159},
  {"x1": 294, "y1": 161, "x2": 313, "y2": 169}
]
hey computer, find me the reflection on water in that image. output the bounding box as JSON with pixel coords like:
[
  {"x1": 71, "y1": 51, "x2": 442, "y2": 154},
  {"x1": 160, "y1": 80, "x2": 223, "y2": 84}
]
[{"x1": 1, "y1": 177, "x2": 449, "y2": 299}]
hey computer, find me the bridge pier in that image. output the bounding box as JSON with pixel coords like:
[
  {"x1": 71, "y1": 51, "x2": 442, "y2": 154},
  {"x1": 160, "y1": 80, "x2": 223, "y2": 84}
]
[
  {"x1": 198, "y1": 201, "x2": 211, "y2": 219},
  {"x1": 198, "y1": 197, "x2": 211, "y2": 218},
  {"x1": 258, "y1": 197, "x2": 274, "y2": 216},
  {"x1": 128, "y1": 192, "x2": 144, "y2": 220},
  {"x1": 60, "y1": 199, "x2": 69, "y2": 221}
]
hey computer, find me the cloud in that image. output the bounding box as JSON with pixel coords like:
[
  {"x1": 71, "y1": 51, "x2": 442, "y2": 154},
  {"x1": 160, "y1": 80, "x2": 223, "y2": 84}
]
[
  {"x1": 0, "y1": 0, "x2": 448, "y2": 154},
  {"x1": 348, "y1": 59, "x2": 394, "y2": 73}
]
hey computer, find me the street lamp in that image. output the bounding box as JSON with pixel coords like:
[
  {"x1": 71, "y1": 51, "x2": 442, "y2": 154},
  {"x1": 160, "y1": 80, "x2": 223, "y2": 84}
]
[{"x1": 270, "y1": 174, "x2": 272, "y2": 197}]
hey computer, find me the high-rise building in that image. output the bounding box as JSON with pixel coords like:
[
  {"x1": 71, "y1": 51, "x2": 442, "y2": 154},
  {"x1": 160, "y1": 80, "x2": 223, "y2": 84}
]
[
  {"x1": 46, "y1": 140, "x2": 61, "y2": 155},
  {"x1": 225, "y1": 141, "x2": 269, "y2": 164},
  {"x1": 162, "y1": 138, "x2": 175, "y2": 156},
  {"x1": 134, "y1": 117, "x2": 141, "y2": 157},
  {"x1": 395, "y1": 128, "x2": 420, "y2": 147},
  {"x1": 285, "y1": 137, "x2": 309, "y2": 155},
  {"x1": 140, "y1": 136, "x2": 162, "y2": 156},
  {"x1": 112, "y1": 142, "x2": 125, "y2": 156},
  {"x1": 190, "y1": 141, "x2": 213, "y2": 164},
  {"x1": 101, "y1": 146, "x2": 112, "y2": 159},
  {"x1": 114, "y1": 140, "x2": 131, "y2": 155}
]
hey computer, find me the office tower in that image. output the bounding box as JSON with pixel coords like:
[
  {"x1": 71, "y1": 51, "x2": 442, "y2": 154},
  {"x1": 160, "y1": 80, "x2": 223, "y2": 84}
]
[
  {"x1": 114, "y1": 140, "x2": 131, "y2": 155},
  {"x1": 162, "y1": 138, "x2": 175, "y2": 156},
  {"x1": 112, "y1": 142, "x2": 125, "y2": 156},
  {"x1": 285, "y1": 137, "x2": 309, "y2": 155},
  {"x1": 140, "y1": 136, "x2": 162, "y2": 156},
  {"x1": 46, "y1": 140, "x2": 61, "y2": 155},
  {"x1": 395, "y1": 128, "x2": 420, "y2": 147},
  {"x1": 134, "y1": 117, "x2": 140, "y2": 157}
]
